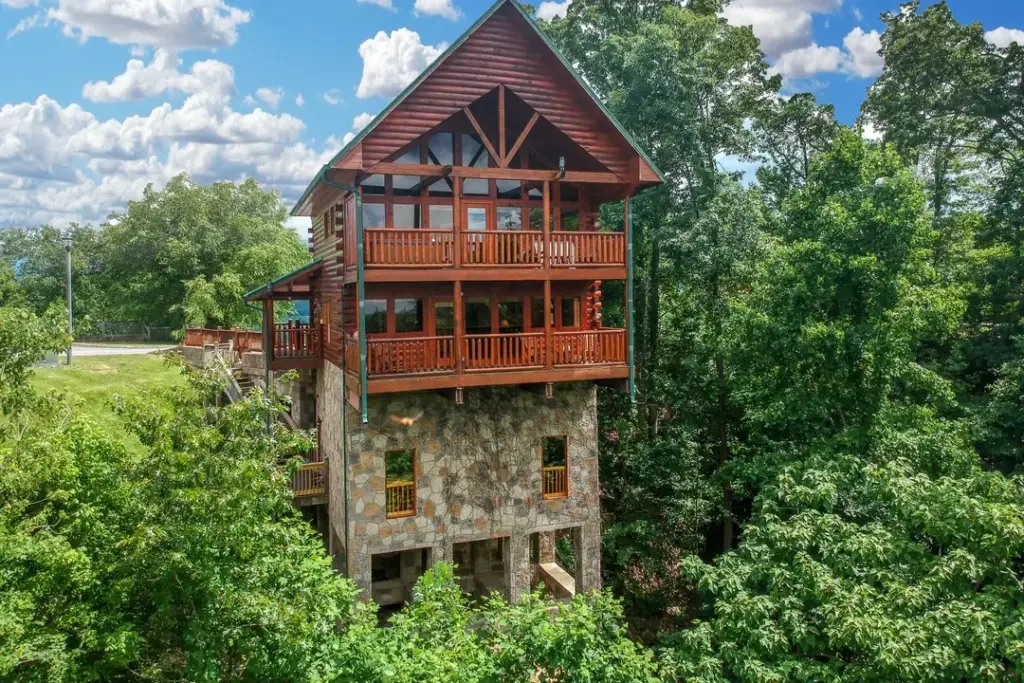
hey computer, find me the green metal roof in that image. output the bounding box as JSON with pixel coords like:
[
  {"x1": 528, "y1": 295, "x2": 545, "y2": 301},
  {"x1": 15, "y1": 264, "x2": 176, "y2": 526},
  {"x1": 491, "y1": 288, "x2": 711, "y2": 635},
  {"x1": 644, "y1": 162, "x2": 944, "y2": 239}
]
[
  {"x1": 290, "y1": 0, "x2": 664, "y2": 217},
  {"x1": 244, "y1": 258, "x2": 323, "y2": 302}
]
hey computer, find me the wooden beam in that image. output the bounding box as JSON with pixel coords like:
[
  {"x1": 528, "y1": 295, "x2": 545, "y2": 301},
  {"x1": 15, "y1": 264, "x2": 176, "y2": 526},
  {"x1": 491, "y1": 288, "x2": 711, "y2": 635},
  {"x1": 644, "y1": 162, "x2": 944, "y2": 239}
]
[
  {"x1": 505, "y1": 112, "x2": 540, "y2": 169},
  {"x1": 499, "y1": 85, "x2": 507, "y2": 165},
  {"x1": 463, "y1": 107, "x2": 501, "y2": 168},
  {"x1": 367, "y1": 366, "x2": 629, "y2": 394},
  {"x1": 544, "y1": 279, "x2": 553, "y2": 371},
  {"x1": 366, "y1": 162, "x2": 624, "y2": 184},
  {"x1": 359, "y1": 267, "x2": 628, "y2": 283}
]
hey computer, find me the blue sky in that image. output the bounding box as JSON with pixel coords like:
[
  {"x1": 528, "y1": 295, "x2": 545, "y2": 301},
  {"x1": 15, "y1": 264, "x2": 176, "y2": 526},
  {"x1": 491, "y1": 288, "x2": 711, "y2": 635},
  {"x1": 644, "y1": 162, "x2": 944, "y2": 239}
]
[{"x1": 0, "y1": 0, "x2": 1021, "y2": 230}]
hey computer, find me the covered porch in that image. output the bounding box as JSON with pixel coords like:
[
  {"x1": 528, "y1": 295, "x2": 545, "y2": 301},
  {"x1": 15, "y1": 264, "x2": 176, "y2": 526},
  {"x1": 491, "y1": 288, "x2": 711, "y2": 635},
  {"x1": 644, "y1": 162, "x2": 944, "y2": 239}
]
[{"x1": 244, "y1": 260, "x2": 324, "y2": 371}]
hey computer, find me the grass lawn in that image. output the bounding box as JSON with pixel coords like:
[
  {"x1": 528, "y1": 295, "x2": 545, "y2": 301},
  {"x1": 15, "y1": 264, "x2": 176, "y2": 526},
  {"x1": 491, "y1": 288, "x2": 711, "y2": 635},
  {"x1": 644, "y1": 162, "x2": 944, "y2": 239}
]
[{"x1": 32, "y1": 353, "x2": 188, "y2": 450}]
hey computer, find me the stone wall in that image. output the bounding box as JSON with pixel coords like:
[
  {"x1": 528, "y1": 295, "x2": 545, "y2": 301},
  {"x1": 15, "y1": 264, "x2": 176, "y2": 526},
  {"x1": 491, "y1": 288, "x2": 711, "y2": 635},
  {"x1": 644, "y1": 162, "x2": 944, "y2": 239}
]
[
  {"x1": 317, "y1": 361, "x2": 347, "y2": 563},
  {"x1": 338, "y1": 383, "x2": 601, "y2": 602}
]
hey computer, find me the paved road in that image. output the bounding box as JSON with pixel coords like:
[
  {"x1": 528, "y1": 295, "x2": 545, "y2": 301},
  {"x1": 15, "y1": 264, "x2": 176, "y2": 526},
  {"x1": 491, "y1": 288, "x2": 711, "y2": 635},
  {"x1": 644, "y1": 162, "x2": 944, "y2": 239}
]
[{"x1": 71, "y1": 344, "x2": 175, "y2": 357}]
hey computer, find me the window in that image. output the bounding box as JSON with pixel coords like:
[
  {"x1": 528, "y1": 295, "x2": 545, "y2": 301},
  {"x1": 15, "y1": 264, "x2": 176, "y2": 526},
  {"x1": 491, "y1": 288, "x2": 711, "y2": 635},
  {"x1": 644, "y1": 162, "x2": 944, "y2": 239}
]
[
  {"x1": 393, "y1": 175, "x2": 422, "y2": 197},
  {"x1": 560, "y1": 209, "x2": 580, "y2": 232},
  {"x1": 466, "y1": 207, "x2": 488, "y2": 231},
  {"x1": 497, "y1": 179, "x2": 521, "y2": 199},
  {"x1": 434, "y1": 301, "x2": 454, "y2": 336},
  {"x1": 334, "y1": 203, "x2": 345, "y2": 238},
  {"x1": 462, "y1": 134, "x2": 489, "y2": 196},
  {"x1": 386, "y1": 449, "x2": 416, "y2": 518},
  {"x1": 428, "y1": 133, "x2": 454, "y2": 166},
  {"x1": 542, "y1": 436, "x2": 568, "y2": 499},
  {"x1": 365, "y1": 299, "x2": 387, "y2": 334},
  {"x1": 395, "y1": 299, "x2": 423, "y2": 333},
  {"x1": 498, "y1": 299, "x2": 524, "y2": 334},
  {"x1": 561, "y1": 297, "x2": 580, "y2": 329},
  {"x1": 530, "y1": 297, "x2": 549, "y2": 329},
  {"x1": 323, "y1": 210, "x2": 332, "y2": 237},
  {"x1": 529, "y1": 208, "x2": 552, "y2": 231},
  {"x1": 394, "y1": 204, "x2": 421, "y2": 230},
  {"x1": 497, "y1": 207, "x2": 522, "y2": 231},
  {"x1": 430, "y1": 205, "x2": 454, "y2": 230},
  {"x1": 395, "y1": 145, "x2": 420, "y2": 165},
  {"x1": 361, "y1": 174, "x2": 385, "y2": 196},
  {"x1": 465, "y1": 299, "x2": 491, "y2": 335},
  {"x1": 363, "y1": 203, "x2": 385, "y2": 230}
]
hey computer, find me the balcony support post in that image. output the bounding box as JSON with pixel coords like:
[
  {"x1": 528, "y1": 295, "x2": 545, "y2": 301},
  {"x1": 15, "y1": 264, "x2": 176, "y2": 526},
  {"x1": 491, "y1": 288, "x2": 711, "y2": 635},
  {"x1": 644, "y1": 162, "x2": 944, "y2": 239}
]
[
  {"x1": 454, "y1": 280, "x2": 464, "y2": 378},
  {"x1": 543, "y1": 180, "x2": 550, "y2": 270},
  {"x1": 453, "y1": 177, "x2": 462, "y2": 268},
  {"x1": 544, "y1": 279, "x2": 553, "y2": 371}
]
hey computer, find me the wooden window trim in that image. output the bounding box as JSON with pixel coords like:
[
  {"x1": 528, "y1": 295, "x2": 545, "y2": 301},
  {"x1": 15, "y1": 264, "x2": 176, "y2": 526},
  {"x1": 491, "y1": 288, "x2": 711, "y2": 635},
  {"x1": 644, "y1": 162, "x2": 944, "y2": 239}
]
[
  {"x1": 541, "y1": 435, "x2": 569, "y2": 500},
  {"x1": 385, "y1": 449, "x2": 417, "y2": 519}
]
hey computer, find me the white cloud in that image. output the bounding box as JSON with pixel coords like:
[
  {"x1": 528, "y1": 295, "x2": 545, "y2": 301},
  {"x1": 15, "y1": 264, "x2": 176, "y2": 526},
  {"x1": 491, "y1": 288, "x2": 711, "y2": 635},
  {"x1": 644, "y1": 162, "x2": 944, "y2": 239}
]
[
  {"x1": 6, "y1": 11, "x2": 44, "y2": 38},
  {"x1": 771, "y1": 43, "x2": 845, "y2": 79},
  {"x1": 356, "y1": 0, "x2": 394, "y2": 9},
  {"x1": 413, "y1": 0, "x2": 461, "y2": 20},
  {"x1": 342, "y1": 132, "x2": 356, "y2": 146},
  {"x1": 255, "y1": 86, "x2": 284, "y2": 109},
  {"x1": 722, "y1": 0, "x2": 842, "y2": 58},
  {"x1": 82, "y1": 49, "x2": 235, "y2": 102},
  {"x1": 852, "y1": 6, "x2": 863, "y2": 21},
  {"x1": 537, "y1": 0, "x2": 571, "y2": 21},
  {"x1": 1, "y1": 0, "x2": 37, "y2": 7},
  {"x1": 986, "y1": 27, "x2": 1024, "y2": 49},
  {"x1": 771, "y1": 27, "x2": 884, "y2": 81},
  {"x1": 295, "y1": 93, "x2": 305, "y2": 107},
  {"x1": 356, "y1": 28, "x2": 446, "y2": 99},
  {"x1": 323, "y1": 89, "x2": 342, "y2": 106},
  {"x1": 352, "y1": 112, "x2": 376, "y2": 131},
  {"x1": 842, "y1": 27, "x2": 882, "y2": 77},
  {"x1": 48, "y1": 0, "x2": 251, "y2": 50}
]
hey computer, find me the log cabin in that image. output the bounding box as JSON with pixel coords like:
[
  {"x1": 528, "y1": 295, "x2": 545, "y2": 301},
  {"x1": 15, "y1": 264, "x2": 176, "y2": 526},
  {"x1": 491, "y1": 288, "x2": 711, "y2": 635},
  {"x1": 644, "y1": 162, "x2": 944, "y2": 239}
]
[{"x1": 242, "y1": 0, "x2": 663, "y2": 606}]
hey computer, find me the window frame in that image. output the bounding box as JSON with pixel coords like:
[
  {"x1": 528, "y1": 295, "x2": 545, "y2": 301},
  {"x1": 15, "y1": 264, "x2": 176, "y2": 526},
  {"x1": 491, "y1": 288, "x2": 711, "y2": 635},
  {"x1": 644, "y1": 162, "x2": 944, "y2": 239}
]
[
  {"x1": 541, "y1": 435, "x2": 569, "y2": 500},
  {"x1": 385, "y1": 448, "x2": 417, "y2": 519}
]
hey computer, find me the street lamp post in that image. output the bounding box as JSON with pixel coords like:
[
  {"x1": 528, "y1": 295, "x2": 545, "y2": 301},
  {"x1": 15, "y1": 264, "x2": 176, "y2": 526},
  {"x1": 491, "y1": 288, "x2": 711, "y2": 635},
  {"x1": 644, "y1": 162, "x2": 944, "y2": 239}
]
[{"x1": 62, "y1": 232, "x2": 73, "y2": 365}]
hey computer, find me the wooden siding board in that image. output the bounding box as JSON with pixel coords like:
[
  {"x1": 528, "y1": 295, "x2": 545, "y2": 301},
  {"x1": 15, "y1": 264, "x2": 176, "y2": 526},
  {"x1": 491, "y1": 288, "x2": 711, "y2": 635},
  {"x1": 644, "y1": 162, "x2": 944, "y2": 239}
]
[{"x1": 358, "y1": 4, "x2": 635, "y2": 178}]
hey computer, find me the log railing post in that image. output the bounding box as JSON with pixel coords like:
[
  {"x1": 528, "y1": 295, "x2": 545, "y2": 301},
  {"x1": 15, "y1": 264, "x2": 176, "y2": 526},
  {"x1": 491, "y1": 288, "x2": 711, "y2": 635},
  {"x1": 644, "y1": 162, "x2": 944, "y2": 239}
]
[
  {"x1": 544, "y1": 279, "x2": 553, "y2": 370},
  {"x1": 454, "y1": 280, "x2": 464, "y2": 377}
]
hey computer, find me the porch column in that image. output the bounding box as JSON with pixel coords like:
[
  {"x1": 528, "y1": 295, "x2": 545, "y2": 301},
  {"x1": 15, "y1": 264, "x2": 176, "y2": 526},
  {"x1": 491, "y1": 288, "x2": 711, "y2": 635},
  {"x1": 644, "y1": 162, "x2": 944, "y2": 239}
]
[
  {"x1": 542, "y1": 180, "x2": 550, "y2": 270},
  {"x1": 454, "y1": 280, "x2": 464, "y2": 377},
  {"x1": 453, "y1": 177, "x2": 462, "y2": 268},
  {"x1": 508, "y1": 533, "x2": 532, "y2": 603},
  {"x1": 544, "y1": 279, "x2": 552, "y2": 370},
  {"x1": 262, "y1": 297, "x2": 274, "y2": 365}
]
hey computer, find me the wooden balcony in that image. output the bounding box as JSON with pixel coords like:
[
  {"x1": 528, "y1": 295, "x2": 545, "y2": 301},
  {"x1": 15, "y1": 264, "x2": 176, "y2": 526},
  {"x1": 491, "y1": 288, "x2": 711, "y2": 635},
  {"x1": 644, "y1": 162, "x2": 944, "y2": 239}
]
[
  {"x1": 270, "y1": 322, "x2": 321, "y2": 370},
  {"x1": 183, "y1": 328, "x2": 263, "y2": 353},
  {"x1": 355, "y1": 228, "x2": 626, "y2": 281},
  {"x1": 346, "y1": 329, "x2": 628, "y2": 395},
  {"x1": 291, "y1": 460, "x2": 326, "y2": 500}
]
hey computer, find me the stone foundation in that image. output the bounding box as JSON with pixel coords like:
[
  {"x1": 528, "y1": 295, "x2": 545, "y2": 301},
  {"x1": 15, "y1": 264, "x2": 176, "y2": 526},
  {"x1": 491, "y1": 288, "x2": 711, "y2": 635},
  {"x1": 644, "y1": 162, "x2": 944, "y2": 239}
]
[{"x1": 330, "y1": 383, "x2": 602, "y2": 603}]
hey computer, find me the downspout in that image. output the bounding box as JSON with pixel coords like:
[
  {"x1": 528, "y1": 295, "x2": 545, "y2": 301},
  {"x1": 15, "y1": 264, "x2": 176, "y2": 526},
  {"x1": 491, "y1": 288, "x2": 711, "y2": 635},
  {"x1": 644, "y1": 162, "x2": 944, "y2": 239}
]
[
  {"x1": 315, "y1": 166, "x2": 366, "y2": 576},
  {"x1": 626, "y1": 199, "x2": 635, "y2": 404},
  {"x1": 264, "y1": 281, "x2": 273, "y2": 433}
]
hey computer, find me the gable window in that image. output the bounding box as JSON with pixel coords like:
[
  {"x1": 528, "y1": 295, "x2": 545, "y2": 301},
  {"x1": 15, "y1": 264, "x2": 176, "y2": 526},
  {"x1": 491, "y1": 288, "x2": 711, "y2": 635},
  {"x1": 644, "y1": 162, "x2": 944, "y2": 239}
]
[
  {"x1": 323, "y1": 210, "x2": 332, "y2": 237},
  {"x1": 561, "y1": 297, "x2": 580, "y2": 329},
  {"x1": 542, "y1": 436, "x2": 568, "y2": 499},
  {"x1": 386, "y1": 449, "x2": 416, "y2": 518}
]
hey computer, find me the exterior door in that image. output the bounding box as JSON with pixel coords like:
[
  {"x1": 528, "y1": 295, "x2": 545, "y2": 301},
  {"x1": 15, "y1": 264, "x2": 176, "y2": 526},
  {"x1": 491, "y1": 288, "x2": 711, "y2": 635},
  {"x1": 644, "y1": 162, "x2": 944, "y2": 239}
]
[{"x1": 463, "y1": 203, "x2": 490, "y2": 265}]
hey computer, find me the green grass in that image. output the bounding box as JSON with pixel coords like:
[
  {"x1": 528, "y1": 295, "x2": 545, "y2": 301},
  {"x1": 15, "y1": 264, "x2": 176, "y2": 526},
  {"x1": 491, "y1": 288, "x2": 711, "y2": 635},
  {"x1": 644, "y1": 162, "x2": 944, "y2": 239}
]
[{"x1": 32, "y1": 354, "x2": 187, "y2": 450}]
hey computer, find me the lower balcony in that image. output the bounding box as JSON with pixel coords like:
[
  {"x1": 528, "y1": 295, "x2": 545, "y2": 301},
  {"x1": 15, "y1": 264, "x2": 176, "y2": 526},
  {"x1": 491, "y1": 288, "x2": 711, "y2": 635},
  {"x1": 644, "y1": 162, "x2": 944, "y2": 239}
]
[
  {"x1": 290, "y1": 453, "x2": 326, "y2": 505},
  {"x1": 348, "y1": 328, "x2": 628, "y2": 394},
  {"x1": 270, "y1": 322, "x2": 321, "y2": 370}
]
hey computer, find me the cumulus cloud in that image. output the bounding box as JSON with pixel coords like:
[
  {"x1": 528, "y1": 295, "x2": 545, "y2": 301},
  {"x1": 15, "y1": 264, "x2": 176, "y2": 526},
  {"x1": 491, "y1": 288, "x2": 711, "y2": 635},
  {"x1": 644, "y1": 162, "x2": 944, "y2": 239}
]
[
  {"x1": 722, "y1": 0, "x2": 842, "y2": 58},
  {"x1": 1, "y1": 0, "x2": 37, "y2": 7},
  {"x1": 413, "y1": 0, "x2": 461, "y2": 20},
  {"x1": 352, "y1": 112, "x2": 376, "y2": 131},
  {"x1": 47, "y1": 0, "x2": 251, "y2": 50},
  {"x1": 82, "y1": 49, "x2": 235, "y2": 102},
  {"x1": 255, "y1": 86, "x2": 285, "y2": 109},
  {"x1": 356, "y1": 28, "x2": 446, "y2": 99},
  {"x1": 986, "y1": 27, "x2": 1024, "y2": 48},
  {"x1": 356, "y1": 0, "x2": 394, "y2": 8},
  {"x1": 771, "y1": 27, "x2": 884, "y2": 81},
  {"x1": 537, "y1": 0, "x2": 571, "y2": 21},
  {"x1": 295, "y1": 93, "x2": 305, "y2": 107},
  {"x1": 860, "y1": 120, "x2": 883, "y2": 142},
  {"x1": 323, "y1": 89, "x2": 342, "y2": 106}
]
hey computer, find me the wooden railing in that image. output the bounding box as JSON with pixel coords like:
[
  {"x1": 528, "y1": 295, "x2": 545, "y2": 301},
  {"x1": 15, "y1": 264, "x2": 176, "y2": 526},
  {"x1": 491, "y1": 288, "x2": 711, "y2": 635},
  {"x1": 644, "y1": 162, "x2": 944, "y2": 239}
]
[
  {"x1": 356, "y1": 330, "x2": 627, "y2": 377},
  {"x1": 386, "y1": 481, "x2": 416, "y2": 518},
  {"x1": 462, "y1": 230, "x2": 544, "y2": 267},
  {"x1": 543, "y1": 466, "x2": 567, "y2": 499},
  {"x1": 367, "y1": 336, "x2": 456, "y2": 376},
  {"x1": 272, "y1": 322, "x2": 320, "y2": 360},
  {"x1": 183, "y1": 328, "x2": 263, "y2": 352},
  {"x1": 364, "y1": 229, "x2": 454, "y2": 267},
  {"x1": 464, "y1": 333, "x2": 546, "y2": 371},
  {"x1": 551, "y1": 330, "x2": 626, "y2": 367},
  {"x1": 550, "y1": 232, "x2": 625, "y2": 267},
  {"x1": 291, "y1": 461, "x2": 326, "y2": 497}
]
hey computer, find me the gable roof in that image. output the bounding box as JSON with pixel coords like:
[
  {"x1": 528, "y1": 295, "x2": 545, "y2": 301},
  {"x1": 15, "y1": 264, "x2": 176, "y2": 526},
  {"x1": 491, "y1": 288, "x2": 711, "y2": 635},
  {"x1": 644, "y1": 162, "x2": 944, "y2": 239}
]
[{"x1": 291, "y1": 0, "x2": 663, "y2": 217}]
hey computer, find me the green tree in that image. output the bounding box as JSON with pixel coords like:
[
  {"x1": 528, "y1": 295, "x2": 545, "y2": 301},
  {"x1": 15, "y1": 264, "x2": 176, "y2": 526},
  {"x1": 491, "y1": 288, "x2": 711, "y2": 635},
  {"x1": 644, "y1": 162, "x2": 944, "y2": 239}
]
[{"x1": 100, "y1": 174, "x2": 307, "y2": 330}]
